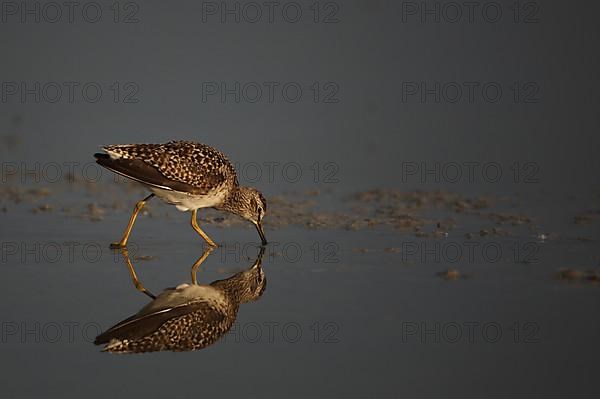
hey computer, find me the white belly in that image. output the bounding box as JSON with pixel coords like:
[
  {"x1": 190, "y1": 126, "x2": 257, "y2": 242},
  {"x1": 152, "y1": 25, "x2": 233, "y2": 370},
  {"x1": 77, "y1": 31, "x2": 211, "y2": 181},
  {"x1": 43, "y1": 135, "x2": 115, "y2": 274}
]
[{"x1": 149, "y1": 187, "x2": 226, "y2": 212}]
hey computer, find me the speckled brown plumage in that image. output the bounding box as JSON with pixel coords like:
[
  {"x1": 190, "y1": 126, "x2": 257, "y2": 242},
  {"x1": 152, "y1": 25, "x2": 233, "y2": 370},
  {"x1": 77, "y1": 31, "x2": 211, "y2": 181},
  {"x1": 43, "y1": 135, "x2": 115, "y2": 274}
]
[
  {"x1": 98, "y1": 300, "x2": 234, "y2": 353},
  {"x1": 101, "y1": 140, "x2": 238, "y2": 195},
  {"x1": 95, "y1": 258, "x2": 266, "y2": 354},
  {"x1": 94, "y1": 140, "x2": 268, "y2": 245}
]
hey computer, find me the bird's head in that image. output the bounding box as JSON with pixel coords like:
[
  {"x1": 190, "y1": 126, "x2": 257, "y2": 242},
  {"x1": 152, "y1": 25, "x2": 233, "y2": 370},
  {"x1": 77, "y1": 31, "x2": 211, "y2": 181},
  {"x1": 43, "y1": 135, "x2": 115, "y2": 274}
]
[
  {"x1": 235, "y1": 187, "x2": 267, "y2": 245},
  {"x1": 241, "y1": 259, "x2": 267, "y2": 302},
  {"x1": 211, "y1": 247, "x2": 267, "y2": 303}
]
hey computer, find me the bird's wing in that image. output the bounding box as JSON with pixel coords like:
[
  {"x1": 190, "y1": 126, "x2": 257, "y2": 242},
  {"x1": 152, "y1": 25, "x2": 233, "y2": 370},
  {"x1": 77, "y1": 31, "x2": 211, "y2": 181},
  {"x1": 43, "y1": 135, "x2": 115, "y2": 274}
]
[
  {"x1": 94, "y1": 299, "x2": 227, "y2": 345},
  {"x1": 95, "y1": 141, "x2": 236, "y2": 195},
  {"x1": 94, "y1": 153, "x2": 196, "y2": 193}
]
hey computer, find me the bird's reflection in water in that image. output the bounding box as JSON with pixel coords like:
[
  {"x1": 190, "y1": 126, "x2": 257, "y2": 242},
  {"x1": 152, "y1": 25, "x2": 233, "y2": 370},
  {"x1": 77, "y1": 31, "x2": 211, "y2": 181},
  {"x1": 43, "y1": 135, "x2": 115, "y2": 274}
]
[{"x1": 95, "y1": 247, "x2": 266, "y2": 353}]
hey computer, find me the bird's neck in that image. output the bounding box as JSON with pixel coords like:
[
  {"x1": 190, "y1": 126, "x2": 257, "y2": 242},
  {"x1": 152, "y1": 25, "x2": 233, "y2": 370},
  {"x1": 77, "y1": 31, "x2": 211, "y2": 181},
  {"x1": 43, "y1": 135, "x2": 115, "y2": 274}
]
[
  {"x1": 216, "y1": 186, "x2": 244, "y2": 216},
  {"x1": 211, "y1": 278, "x2": 246, "y2": 304}
]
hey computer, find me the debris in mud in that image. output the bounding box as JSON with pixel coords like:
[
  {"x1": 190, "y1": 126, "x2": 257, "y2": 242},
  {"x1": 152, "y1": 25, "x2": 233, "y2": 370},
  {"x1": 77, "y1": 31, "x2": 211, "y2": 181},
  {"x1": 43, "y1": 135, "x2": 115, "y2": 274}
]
[
  {"x1": 3, "y1": 176, "x2": 595, "y2": 264},
  {"x1": 574, "y1": 215, "x2": 592, "y2": 224},
  {"x1": 453, "y1": 197, "x2": 492, "y2": 212},
  {"x1": 0, "y1": 186, "x2": 52, "y2": 204},
  {"x1": 134, "y1": 255, "x2": 157, "y2": 261},
  {"x1": 0, "y1": 132, "x2": 21, "y2": 150},
  {"x1": 414, "y1": 220, "x2": 454, "y2": 238},
  {"x1": 80, "y1": 203, "x2": 105, "y2": 222},
  {"x1": 29, "y1": 187, "x2": 52, "y2": 197},
  {"x1": 535, "y1": 233, "x2": 550, "y2": 241},
  {"x1": 485, "y1": 212, "x2": 532, "y2": 225},
  {"x1": 585, "y1": 272, "x2": 600, "y2": 282},
  {"x1": 532, "y1": 231, "x2": 558, "y2": 242},
  {"x1": 556, "y1": 269, "x2": 584, "y2": 280},
  {"x1": 437, "y1": 269, "x2": 463, "y2": 280},
  {"x1": 383, "y1": 247, "x2": 401, "y2": 253},
  {"x1": 556, "y1": 268, "x2": 600, "y2": 285},
  {"x1": 31, "y1": 204, "x2": 53, "y2": 213},
  {"x1": 574, "y1": 210, "x2": 600, "y2": 224},
  {"x1": 352, "y1": 248, "x2": 370, "y2": 253},
  {"x1": 390, "y1": 214, "x2": 426, "y2": 230},
  {"x1": 64, "y1": 172, "x2": 77, "y2": 183},
  {"x1": 414, "y1": 228, "x2": 447, "y2": 238},
  {"x1": 479, "y1": 227, "x2": 509, "y2": 237},
  {"x1": 350, "y1": 189, "x2": 489, "y2": 213}
]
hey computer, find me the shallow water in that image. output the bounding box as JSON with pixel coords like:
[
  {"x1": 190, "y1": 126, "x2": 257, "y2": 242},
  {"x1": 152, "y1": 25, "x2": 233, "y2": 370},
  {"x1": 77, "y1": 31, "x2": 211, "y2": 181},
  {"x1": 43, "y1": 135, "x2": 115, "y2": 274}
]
[
  {"x1": 2, "y1": 0, "x2": 600, "y2": 396},
  {"x1": 1, "y1": 178, "x2": 599, "y2": 397}
]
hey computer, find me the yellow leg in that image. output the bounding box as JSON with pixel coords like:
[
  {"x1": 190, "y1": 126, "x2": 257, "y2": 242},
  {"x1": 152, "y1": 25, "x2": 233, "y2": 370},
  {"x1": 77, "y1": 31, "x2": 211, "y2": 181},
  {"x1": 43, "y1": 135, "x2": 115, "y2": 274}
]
[
  {"x1": 191, "y1": 247, "x2": 215, "y2": 284},
  {"x1": 119, "y1": 248, "x2": 156, "y2": 299},
  {"x1": 110, "y1": 194, "x2": 154, "y2": 249},
  {"x1": 191, "y1": 209, "x2": 218, "y2": 247}
]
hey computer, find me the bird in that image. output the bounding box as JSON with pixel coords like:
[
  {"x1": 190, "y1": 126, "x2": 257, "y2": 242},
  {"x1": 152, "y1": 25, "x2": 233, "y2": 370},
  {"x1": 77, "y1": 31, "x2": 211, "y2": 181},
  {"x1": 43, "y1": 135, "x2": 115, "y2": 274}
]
[
  {"x1": 95, "y1": 247, "x2": 266, "y2": 353},
  {"x1": 94, "y1": 140, "x2": 267, "y2": 248}
]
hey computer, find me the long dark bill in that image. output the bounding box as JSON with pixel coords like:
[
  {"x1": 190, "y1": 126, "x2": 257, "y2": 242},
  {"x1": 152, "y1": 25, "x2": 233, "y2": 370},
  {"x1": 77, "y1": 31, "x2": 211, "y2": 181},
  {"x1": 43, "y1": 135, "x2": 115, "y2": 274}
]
[{"x1": 255, "y1": 222, "x2": 267, "y2": 246}]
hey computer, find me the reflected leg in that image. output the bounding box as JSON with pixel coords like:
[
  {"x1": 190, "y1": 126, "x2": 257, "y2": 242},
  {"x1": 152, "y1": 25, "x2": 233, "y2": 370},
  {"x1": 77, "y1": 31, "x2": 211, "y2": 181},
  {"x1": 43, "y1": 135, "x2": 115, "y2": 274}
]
[
  {"x1": 191, "y1": 247, "x2": 215, "y2": 285},
  {"x1": 119, "y1": 248, "x2": 156, "y2": 299}
]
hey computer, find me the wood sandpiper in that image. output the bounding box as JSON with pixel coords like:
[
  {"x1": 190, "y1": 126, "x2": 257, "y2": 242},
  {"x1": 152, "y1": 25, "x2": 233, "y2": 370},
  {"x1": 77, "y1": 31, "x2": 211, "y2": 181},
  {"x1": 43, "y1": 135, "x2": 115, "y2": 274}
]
[
  {"x1": 94, "y1": 140, "x2": 267, "y2": 247},
  {"x1": 94, "y1": 247, "x2": 266, "y2": 353}
]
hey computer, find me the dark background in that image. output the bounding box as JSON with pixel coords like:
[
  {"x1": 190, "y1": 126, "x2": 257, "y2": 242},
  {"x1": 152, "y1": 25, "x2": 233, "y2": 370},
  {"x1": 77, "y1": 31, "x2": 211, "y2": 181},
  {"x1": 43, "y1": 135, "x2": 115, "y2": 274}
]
[
  {"x1": 2, "y1": 0, "x2": 598, "y2": 195},
  {"x1": 1, "y1": 1, "x2": 599, "y2": 398}
]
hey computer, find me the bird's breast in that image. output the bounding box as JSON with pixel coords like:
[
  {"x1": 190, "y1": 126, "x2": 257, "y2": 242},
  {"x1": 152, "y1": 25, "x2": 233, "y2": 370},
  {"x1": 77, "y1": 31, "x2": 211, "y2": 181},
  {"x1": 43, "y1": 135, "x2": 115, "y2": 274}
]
[{"x1": 148, "y1": 186, "x2": 228, "y2": 211}]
